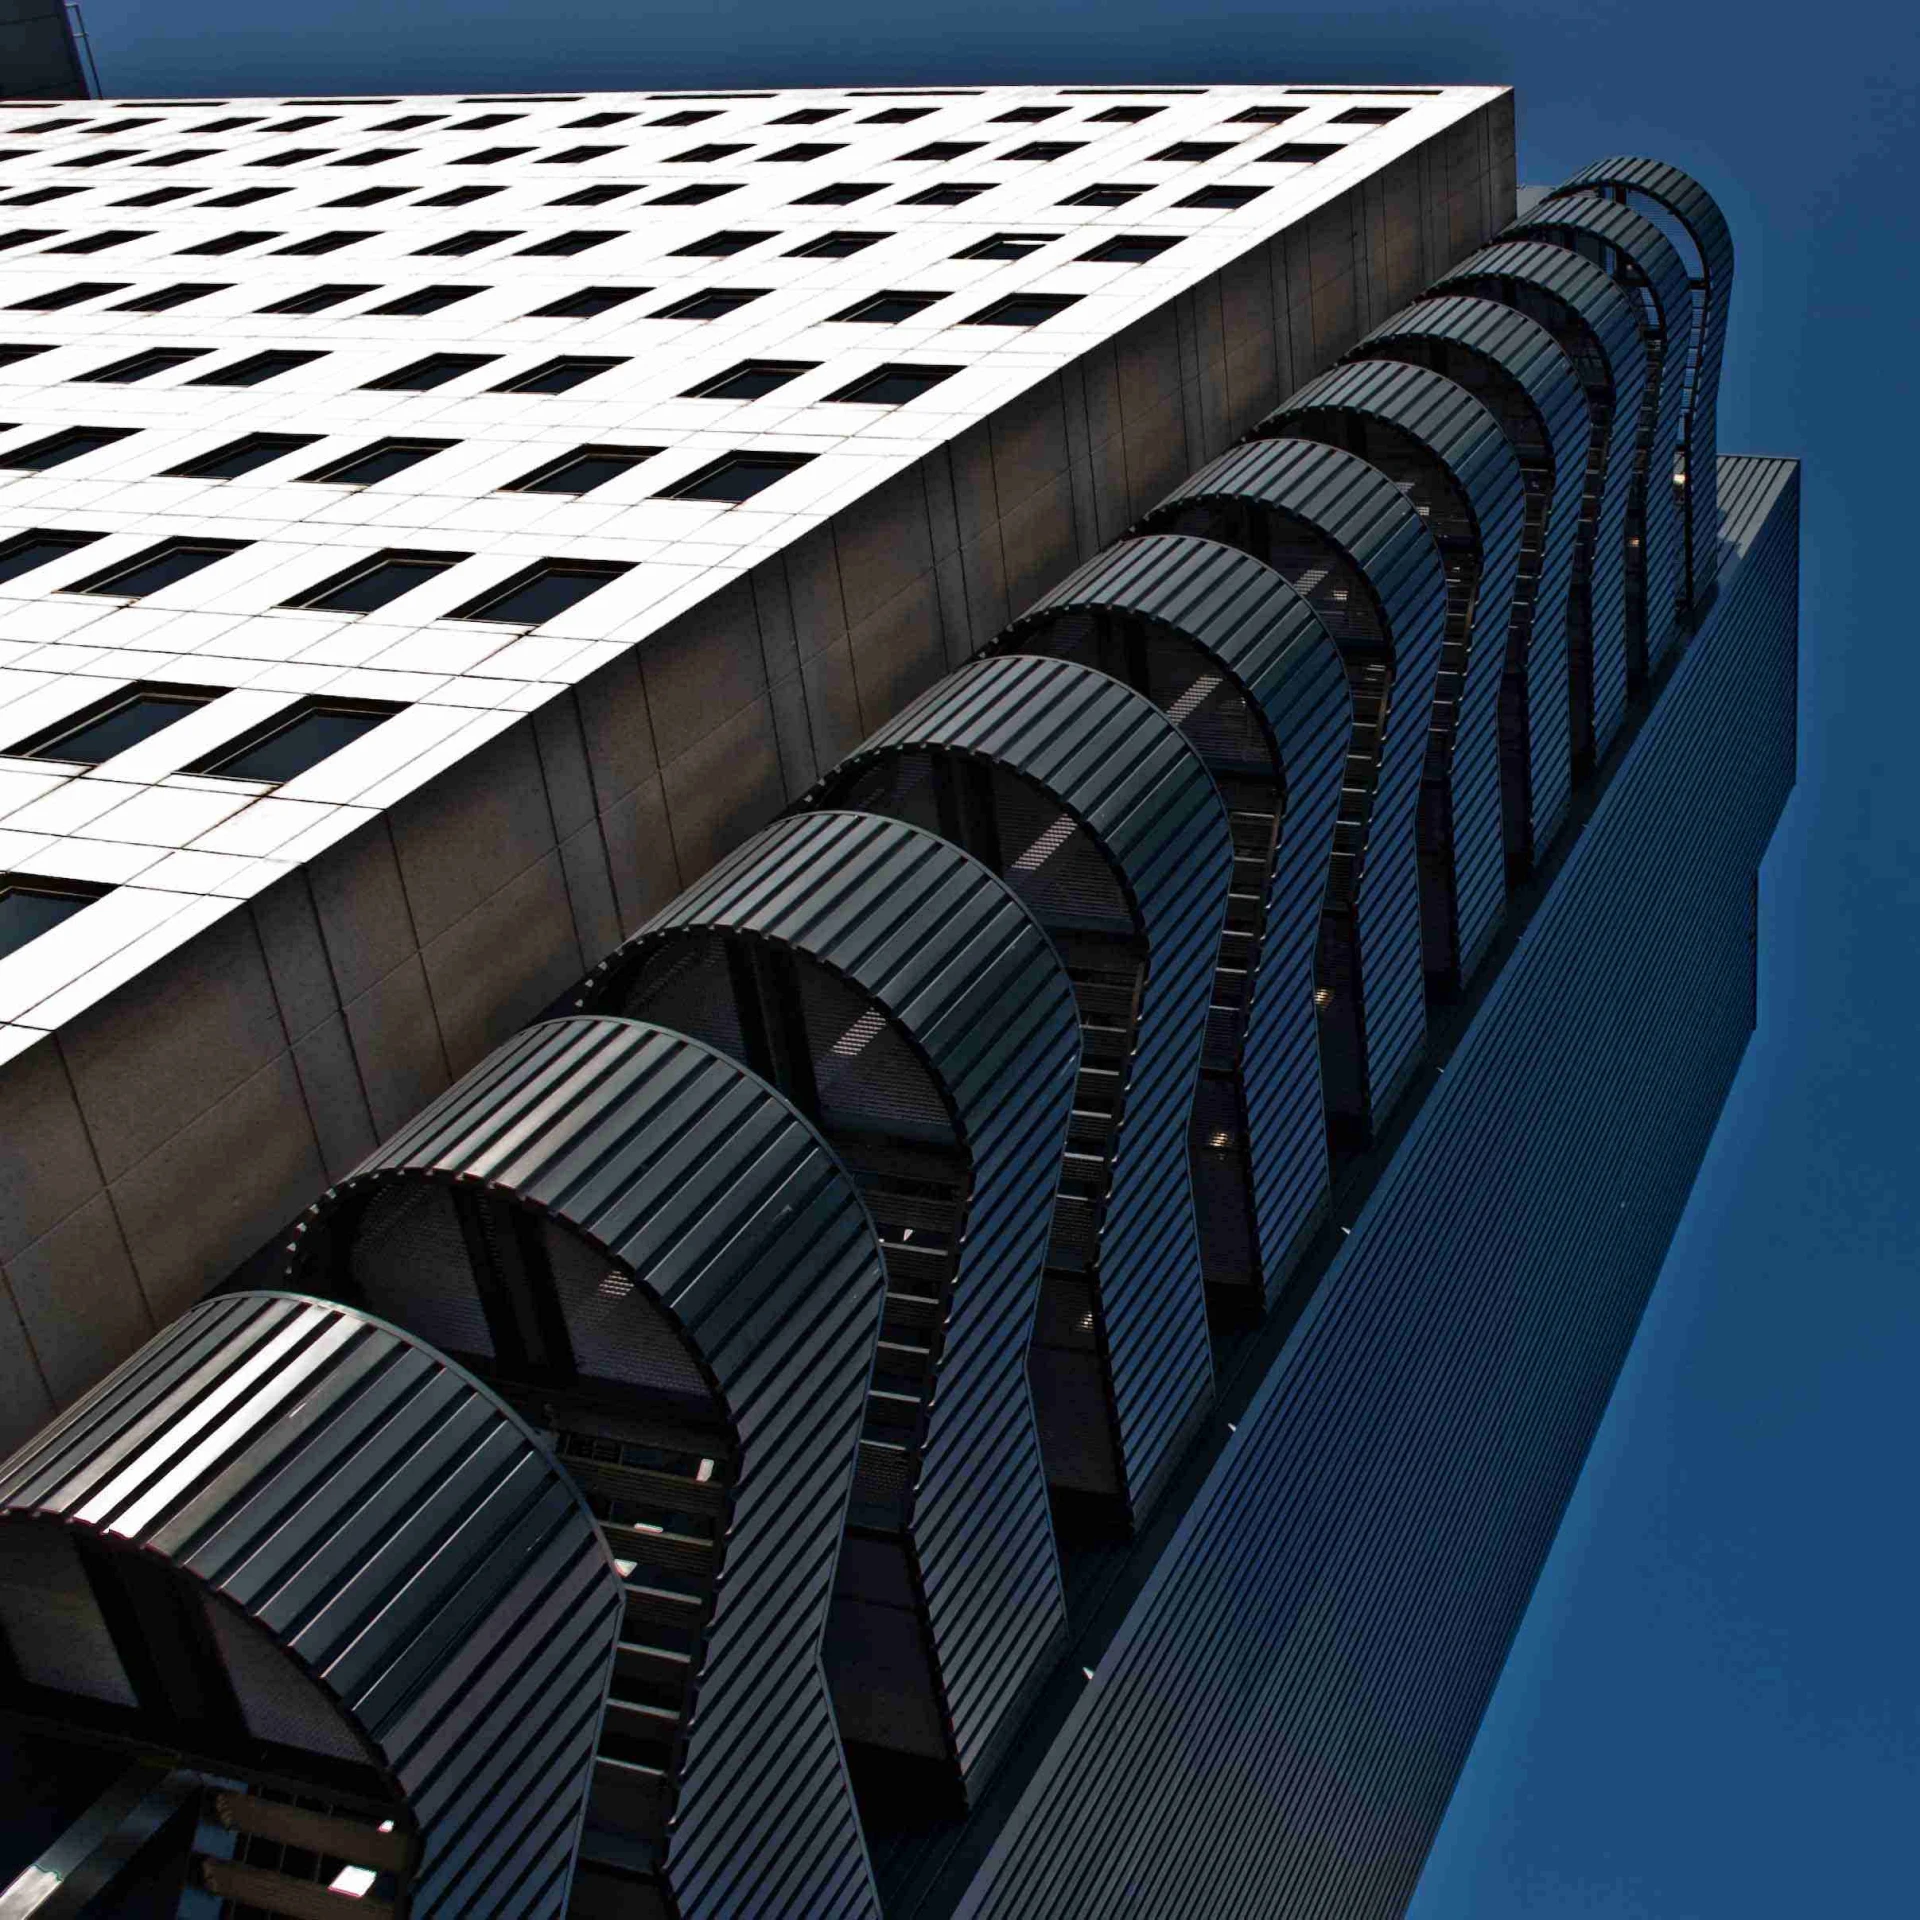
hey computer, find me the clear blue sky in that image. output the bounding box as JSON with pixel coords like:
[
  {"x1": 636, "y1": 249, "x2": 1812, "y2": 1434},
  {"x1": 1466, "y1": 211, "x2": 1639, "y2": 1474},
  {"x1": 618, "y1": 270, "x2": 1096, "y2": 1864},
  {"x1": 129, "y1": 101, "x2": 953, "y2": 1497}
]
[{"x1": 73, "y1": 1, "x2": 1919, "y2": 1912}]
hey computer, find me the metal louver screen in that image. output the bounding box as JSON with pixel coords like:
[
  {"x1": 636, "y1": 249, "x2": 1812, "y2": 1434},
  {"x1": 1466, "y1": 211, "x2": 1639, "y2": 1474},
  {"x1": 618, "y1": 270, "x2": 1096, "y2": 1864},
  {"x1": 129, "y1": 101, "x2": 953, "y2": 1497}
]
[
  {"x1": 799, "y1": 963, "x2": 954, "y2": 1145},
  {"x1": 202, "y1": 1594, "x2": 369, "y2": 1762},
  {"x1": 990, "y1": 765, "x2": 1131, "y2": 931},
  {"x1": 541, "y1": 1217, "x2": 716, "y2": 1402},
  {"x1": 612, "y1": 934, "x2": 745, "y2": 1058},
  {"x1": 349, "y1": 1180, "x2": 496, "y2": 1362},
  {"x1": 0, "y1": 1524, "x2": 137, "y2": 1707}
]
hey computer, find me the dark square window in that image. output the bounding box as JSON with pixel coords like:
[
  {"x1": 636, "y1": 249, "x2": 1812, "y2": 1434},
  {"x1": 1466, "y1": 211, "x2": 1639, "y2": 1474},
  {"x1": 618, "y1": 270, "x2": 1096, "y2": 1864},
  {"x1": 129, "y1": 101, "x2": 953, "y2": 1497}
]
[
  {"x1": 1332, "y1": 106, "x2": 1406, "y2": 124},
  {"x1": 900, "y1": 183, "x2": 990, "y2": 207},
  {"x1": 58, "y1": 150, "x2": 137, "y2": 170},
  {"x1": 249, "y1": 148, "x2": 333, "y2": 169},
  {"x1": 413, "y1": 230, "x2": 517, "y2": 257},
  {"x1": 0, "y1": 879, "x2": 105, "y2": 960},
  {"x1": 193, "y1": 699, "x2": 400, "y2": 782},
  {"x1": 10, "y1": 683, "x2": 221, "y2": 763},
  {"x1": 653, "y1": 286, "x2": 768, "y2": 321},
  {"x1": 543, "y1": 145, "x2": 621, "y2": 166},
  {"x1": 760, "y1": 143, "x2": 845, "y2": 163},
  {"x1": 0, "y1": 529, "x2": 101, "y2": 585},
  {"x1": 1152, "y1": 141, "x2": 1235, "y2": 162},
  {"x1": 453, "y1": 558, "x2": 631, "y2": 624},
  {"x1": 650, "y1": 110, "x2": 720, "y2": 128},
  {"x1": 329, "y1": 147, "x2": 414, "y2": 169},
  {"x1": 1088, "y1": 105, "x2": 1163, "y2": 122},
  {"x1": 831, "y1": 289, "x2": 943, "y2": 323},
  {"x1": 259, "y1": 283, "x2": 373, "y2": 314},
  {"x1": 828, "y1": 362, "x2": 960, "y2": 405},
  {"x1": 1061, "y1": 182, "x2": 1148, "y2": 207},
  {"x1": 518, "y1": 229, "x2": 618, "y2": 257},
  {"x1": 1229, "y1": 105, "x2": 1304, "y2": 124},
  {"x1": 178, "y1": 229, "x2": 280, "y2": 255},
  {"x1": 66, "y1": 538, "x2": 245, "y2": 598},
  {"x1": 532, "y1": 285, "x2": 646, "y2": 318},
  {"x1": 1, "y1": 187, "x2": 82, "y2": 206},
  {"x1": 669, "y1": 143, "x2": 749, "y2": 163},
  {"x1": 78, "y1": 347, "x2": 208, "y2": 383},
  {"x1": 364, "y1": 352, "x2": 496, "y2": 391},
  {"x1": 671, "y1": 229, "x2": 773, "y2": 257},
  {"x1": 773, "y1": 108, "x2": 844, "y2": 125},
  {"x1": 302, "y1": 438, "x2": 452, "y2": 485},
  {"x1": 793, "y1": 182, "x2": 883, "y2": 206},
  {"x1": 494, "y1": 355, "x2": 624, "y2": 395},
  {"x1": 1002, "y1": 141, "x2": 1082, "y2": 162},
  {"x1": 567, "y1": 111, "x2": 635, "y2": 129},
  {"x1": 112, "y1": 281, "x2": 223, "y2": 311},
  {"x1": 657, "y1": 450, "x2": 816, "y2": 503},
  {"x1": 274, "y1": 229, "x2": 373, "y2": 257},
  {"x1": 860, "y1": 108, "x2": 932, "y2": 125},
  {"x1": 683, "y1": 359, "x2": 815, "y2": 401},
  {"x1": 369, "y1": 284, "x2": 479, "y2": 317},
  {"x1": 787, "y1": 229, "x2": 885, "y2": 258},
  {"x1": 649, "y1": 182, "x2": 740, "y2": 207},
  {"x1": 115, "y1": 186, "x2": 195, "y2": 207},
  {"x1": 1178, "y1": 183, "x2": 1268, "y2": 209},
  {"x1": 0, "y1": 345, "x2": 51, "y2": 371},
  {"x1": 46, "y1": 230, "x2": 150, "y2": 255},
  {"x1": 167, "y1": 432, "x2": 319, "y2": 480},
  {"x1": 327, "y1": 185, "x2": 412, "y2": 208},
  {"x1": 1261, "y1": 143, "x2": 1341, "y2": 163},
  {"x1": 993, "y1": 106, "x2": 1066, "y2": 123},
  {"x1": 902, "y1": 142, "x2": 982, "y2": 161},
  {"x1": 446, "y1": 113, "x2": 522, "y2": 131},
  {"x1": 1082, "y1": 233, "x2": 1180, "y2": 263},
  {"x1": 8, "y1": 280, "x2": 126, "y2": 311},
  {"x1": 198, "y1": 187, "x2": 286, "y2": 208},
  {"x1": 453, "y1": 146, "x2": 532, "y2": 166},
  {"x1": 1, "y1": 426, "x2": 134, "y2": 471},
  {"x1": 504, "y1": 444, "x2": 659, "y2": 494},
  {"x1": 550, "y1": 183, "x2": 637, "y2": 208},
  {"x1": 191, "y1": 349, "x2": 325, "y2": 387},
  {"x1": 372, "y1": 114, "x2": 442, "y2": 131},
  {"x1": 416, "y1": 183, "x2": 502, "y2": 208},
  {"x1": 956, "y1": 231, "x2": 1058, "y2": 260},
  {"x1": 0, "y1": 229, "x2": 60, "y2": 255},
  {"x1": 287, "y1": 550, "x2": 466, "y2": 613},
  {"x1": 194, "y1": 115, "x2": 262, "y2": 132},
  {"x1": 261, "y1": 115, "x2": 336, "y2": 133},
  {"x1": 965, "y1": 291, "x2": 1081, "y2": 326}
]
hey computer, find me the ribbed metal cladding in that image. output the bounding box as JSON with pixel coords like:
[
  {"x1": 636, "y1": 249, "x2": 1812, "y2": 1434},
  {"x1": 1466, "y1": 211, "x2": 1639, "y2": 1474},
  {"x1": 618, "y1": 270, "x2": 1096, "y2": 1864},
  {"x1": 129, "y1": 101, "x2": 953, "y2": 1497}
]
[
  {"x1": 992, "y1": 534, "x2": 1350, "y2": 1308},
  {"x1": 0, "y1": 1290, "x2": 622, "y2": 1919},
  {"x1": 1552, "y1": 157, "x2": 1734, "y2": 625},
  {"x1": 287, "y1": 1016, "x2": 888, "y2": 1920},
  {"x1": 953, "y1": 454, "x2": 1799, "y2": 1920},
  {"x1": 1427, "y1": 238, "x2": 1652, "y2": 863},
  {"x1": 1137, "y1": 436, "x2": 1448, "y2": 1143},
  {"x1": 577, "y1": 810, "x2": 1080, "y2": 1795},
  {"x1": 805, "y1": 654, "x2": 1234, "y2": 1525},
  {"x1": 1257, "y1": 358, "x2": 1523, "y2": 989},
  {"x1": 1505, "y1": 195, "x2": 1692, "y2": 673},
  {"x1": 1355, "y1": 292, "x2": 1610, "y2": 791}
]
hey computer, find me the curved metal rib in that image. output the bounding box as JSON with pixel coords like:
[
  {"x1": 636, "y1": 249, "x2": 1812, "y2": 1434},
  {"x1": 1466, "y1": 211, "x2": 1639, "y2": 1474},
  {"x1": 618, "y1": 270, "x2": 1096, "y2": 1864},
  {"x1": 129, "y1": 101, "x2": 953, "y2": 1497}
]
[
  {"x1": 287, "y1": 1015, "x2": 889, "y2": 1920},
  {"x1": 576, "y1": 810, "x2": 1081, "y2": 1810},
  {"x1": 1134, "y1": 436, "x2": 1448, "y2": 1149},
  {"x1": 805, "y1": 653, "x2": 1233, "y2": 1526},
  {"x1": 991, "y1": 534, "x2": 1349, "y2": 1318},
  {"x1": 1256, "y1": 357, "x2": 1523, "y2": 992},
  {"x1": 0, "y1": 1290, "x2": 622, "y2": 1920}
]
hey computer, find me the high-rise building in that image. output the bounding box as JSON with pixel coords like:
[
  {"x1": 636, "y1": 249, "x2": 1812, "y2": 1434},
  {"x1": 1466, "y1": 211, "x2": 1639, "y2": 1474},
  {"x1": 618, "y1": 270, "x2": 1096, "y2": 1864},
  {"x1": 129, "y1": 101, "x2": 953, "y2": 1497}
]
[{"x1": 0, "y1": 83, "x2": 1795, "y2": 1920}]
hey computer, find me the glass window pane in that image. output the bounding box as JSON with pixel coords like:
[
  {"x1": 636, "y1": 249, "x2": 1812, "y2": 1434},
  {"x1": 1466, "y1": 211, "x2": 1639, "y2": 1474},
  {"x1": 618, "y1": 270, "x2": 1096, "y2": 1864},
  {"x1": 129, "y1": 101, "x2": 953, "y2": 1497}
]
[
  {"x1": 0, "y1": 884, "x2": 97, "y2": 960},
  {"x1": 205, "y1": 705, "x2": 395, "y2": 782},
  {"x1": 22, "y1": 691, "x2": 214, "y2": 763}
]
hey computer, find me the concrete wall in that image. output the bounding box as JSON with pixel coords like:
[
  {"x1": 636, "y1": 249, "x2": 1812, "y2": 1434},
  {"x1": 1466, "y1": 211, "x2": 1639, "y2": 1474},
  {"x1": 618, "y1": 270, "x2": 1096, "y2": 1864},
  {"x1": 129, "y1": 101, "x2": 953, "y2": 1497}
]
[{"x1": 0, "y1": 95, "x2": 1515, "y2": 1446}]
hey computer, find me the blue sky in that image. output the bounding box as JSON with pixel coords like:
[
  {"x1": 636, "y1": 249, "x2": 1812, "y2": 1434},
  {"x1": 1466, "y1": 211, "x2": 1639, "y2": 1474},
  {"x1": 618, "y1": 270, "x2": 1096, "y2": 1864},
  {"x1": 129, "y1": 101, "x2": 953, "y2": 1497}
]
[{"x1": 70, "y1": 0, "x2": 1920, "y2": 1911}]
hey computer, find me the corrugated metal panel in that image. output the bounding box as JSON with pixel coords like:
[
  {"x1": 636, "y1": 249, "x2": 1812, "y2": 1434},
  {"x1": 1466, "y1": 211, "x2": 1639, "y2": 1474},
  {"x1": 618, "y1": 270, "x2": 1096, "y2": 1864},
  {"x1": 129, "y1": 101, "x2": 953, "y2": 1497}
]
[
  {"x1": 1552, "y1": 158, "x2": 1734, "y2": 628},
  {"x1": 287, "y1": 1016, "x2": 888, "y2": 1920},
  {"x1": 0, "y1": 1289, "x2": 622, "y2": 1919},
  {"x1": 576, "y1": 811, "x2": 1080, "y2": 1797},
  {"x1": 1258, "y1": 357, "x2": 1524, "y2": 989},
  {"x1": 1426, "y1": 238, "x2": 1653, "y2": 861},
  {"x1": 1137, "y1": 436, "x2": 1448, "y2": 1145},
  {"x1": 1505, "y1": 193, "x2": 1693, "y2": 665},
  {"x1": 952, "y1": 455, "x2": 1799, "y2": 1920},
  {"x1": 805, "y1": 654, "x2": 1234, "y2": 1527},
  {"x1": 992, "y1": 534, "x2": 1350, "y2": 1310},
  {"x1": 1359, "y1": 295, "x2": 1597, "y2": 837}
]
